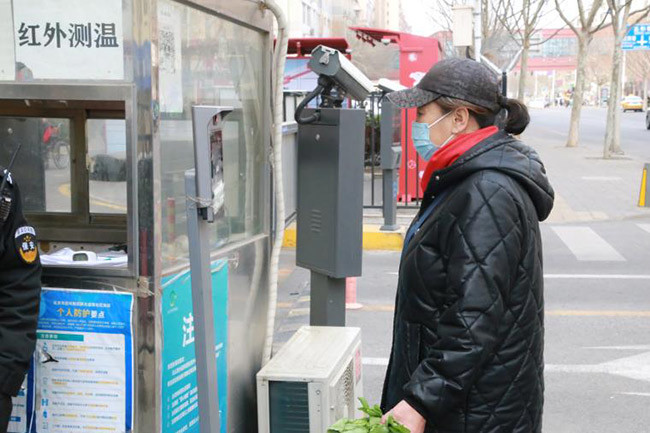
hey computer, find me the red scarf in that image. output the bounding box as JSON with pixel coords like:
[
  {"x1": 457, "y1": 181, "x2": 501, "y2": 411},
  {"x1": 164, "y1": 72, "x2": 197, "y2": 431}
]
[{"x1": 420, "y1": 126, "x2": 499, "y2": 191}]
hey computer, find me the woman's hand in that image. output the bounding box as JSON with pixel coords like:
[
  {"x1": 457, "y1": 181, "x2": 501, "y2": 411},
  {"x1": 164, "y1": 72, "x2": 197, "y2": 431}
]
[{"x1": 382, "y1": 400, "x2": 426, "y2": 433}]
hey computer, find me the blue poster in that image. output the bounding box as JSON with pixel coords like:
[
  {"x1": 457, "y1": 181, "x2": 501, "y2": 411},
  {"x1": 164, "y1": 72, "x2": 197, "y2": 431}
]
[
  {"x1": 161, "y1": 260, "x2": 229, "y2": 433},
  {"x1": 28, "y1": 288, "x2": 134, "y2": 433}
]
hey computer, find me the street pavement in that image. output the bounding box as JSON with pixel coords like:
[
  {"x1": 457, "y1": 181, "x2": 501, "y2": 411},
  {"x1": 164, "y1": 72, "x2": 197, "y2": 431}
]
[{"x1": 276, "y1": 108, "x2": 650, "y2": 432}]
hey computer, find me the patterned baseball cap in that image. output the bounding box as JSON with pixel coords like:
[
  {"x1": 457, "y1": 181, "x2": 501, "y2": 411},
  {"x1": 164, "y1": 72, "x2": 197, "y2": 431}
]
[{"x1": 388, "y1": 58, "x2": 503, "y2": 112}]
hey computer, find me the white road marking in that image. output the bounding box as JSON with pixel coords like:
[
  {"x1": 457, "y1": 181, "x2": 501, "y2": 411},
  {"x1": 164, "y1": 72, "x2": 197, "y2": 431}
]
[
  {"x1": 581, "y1": 176, "x2": 623, "y2": 181},
  {"x1": 617, "y1": 392, "x2": 650, "y2": 397},
  {"x1": 584, "y1": 345, "x2": 650, "y2": 351},
  {"x1": 551, "y1": 226, "x2": 626, "y2": 262},
  {"x1": 544, "y1": 274, "x2": 650, "y2": 279},
  {"x1": 547, "y1": 349, "x2": 650, "y2": 383},
  {"x1": 363, "y1": 357, "x2": 389, "y2": 366},
  {"x1": 638, "y1": 224, "x2": 650, "y2": 235}
]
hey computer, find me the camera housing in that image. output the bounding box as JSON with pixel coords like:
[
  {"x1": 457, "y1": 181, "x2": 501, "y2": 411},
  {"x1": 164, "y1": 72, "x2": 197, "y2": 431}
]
[
  {"x1": 377, "y1": 78, "x2": 406, "y2": 94},
  {"x1": 308, "y1": 45, "x2": 375, "y2": 102}
]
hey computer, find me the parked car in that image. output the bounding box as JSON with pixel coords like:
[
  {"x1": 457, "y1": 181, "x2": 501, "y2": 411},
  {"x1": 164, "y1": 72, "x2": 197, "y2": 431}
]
[{"x1": 621, "y1": 95, "x2": 643, "y2": 112}]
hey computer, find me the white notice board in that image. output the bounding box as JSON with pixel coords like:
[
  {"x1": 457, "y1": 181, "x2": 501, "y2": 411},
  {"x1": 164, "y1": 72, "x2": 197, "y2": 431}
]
[
  {"x1": 12, "y1": 0, "x2": 124, "y2": 80},
  {"x1": 0, "y1": 0, "x2": 15, "y2": 80}
]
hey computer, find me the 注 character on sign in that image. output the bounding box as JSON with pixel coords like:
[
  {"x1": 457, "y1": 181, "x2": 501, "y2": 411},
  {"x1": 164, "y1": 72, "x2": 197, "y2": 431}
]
[{"x1": 182, "y1": 313, "x2": 195, "y2": 347}]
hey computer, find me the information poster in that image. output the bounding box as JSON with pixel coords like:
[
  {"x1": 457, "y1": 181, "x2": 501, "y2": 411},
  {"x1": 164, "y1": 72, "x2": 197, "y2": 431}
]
[
  {"x1": 158, "y1": 0, "x2": 183, "y2": 113},
  {"x1": 161, "y1": 260, "x2": 229, "y2": 433},
  {"x1": 31, "y1": 288, "x2": 134, "y2": 433},
  {"x1": 12, "y1": 0, "x2": 124, "y2": 80}
]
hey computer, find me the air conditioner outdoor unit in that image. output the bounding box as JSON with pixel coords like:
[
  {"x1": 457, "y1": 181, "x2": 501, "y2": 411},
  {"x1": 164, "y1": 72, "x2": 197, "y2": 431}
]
[{"x1": 257, "y1": 326, "x2": 363, "y2": 433}]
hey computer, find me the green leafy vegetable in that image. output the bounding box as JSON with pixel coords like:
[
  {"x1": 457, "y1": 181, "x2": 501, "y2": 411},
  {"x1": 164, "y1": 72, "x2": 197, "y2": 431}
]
[{"x1": 327, "y1": 398, "x2": 410, "y2": 433}]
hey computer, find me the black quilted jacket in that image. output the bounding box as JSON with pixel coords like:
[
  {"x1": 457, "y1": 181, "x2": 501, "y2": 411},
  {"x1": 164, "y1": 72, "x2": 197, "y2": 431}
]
[{"x1": 381, "y1": 131, "x2": 554, "y2": 433}]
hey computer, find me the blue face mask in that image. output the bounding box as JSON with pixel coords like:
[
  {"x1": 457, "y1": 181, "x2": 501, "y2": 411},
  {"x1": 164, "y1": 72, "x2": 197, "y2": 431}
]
[{"x1": 412, "y1": 111, "x2": 454, "y2": 160}]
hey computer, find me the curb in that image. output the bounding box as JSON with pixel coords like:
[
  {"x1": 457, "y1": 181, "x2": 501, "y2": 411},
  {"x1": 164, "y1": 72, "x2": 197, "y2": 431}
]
[{"x1": 283, "y1": 223, "x2": 405, "y2": 251}]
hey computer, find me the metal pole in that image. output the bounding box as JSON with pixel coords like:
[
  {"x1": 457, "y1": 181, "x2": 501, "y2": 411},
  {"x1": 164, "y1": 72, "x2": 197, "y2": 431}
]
[
  {"x1": 310, "y1": 272, "x2": 346, "y2": 326},
  {"x1": 502, "y1": 71, "x2": 508, "y2": 97},
  {"x1": 185, "y1": 170, "x2": 221, "y2": 433},
  {"x1": 370, "y1": 95, "x2": 376, "y2": 206},
  {"x1": 551, "y1": 69, "x2": 556, "y2": 105},
  {"x1": 404, "y1": 109, "x2": 410, "y2": 206},
  {"x1": 381, "y1": 168, "x2": 398, "y2": 230},
  {"x1": 474, "y1": 0, "x2": 482, "y2": 62},
  {"x1": 622, "y1": 50, "x2": 627, "y2": 96}
]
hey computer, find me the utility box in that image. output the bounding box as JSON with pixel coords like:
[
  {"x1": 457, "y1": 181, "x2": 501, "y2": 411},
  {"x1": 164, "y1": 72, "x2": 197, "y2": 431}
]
[
  {"x1": 452, "y1": 5, "x2": 474, "y2": 47},
  {"x1": 296, "y1": 108, "x2": 364, "y2": 278}
]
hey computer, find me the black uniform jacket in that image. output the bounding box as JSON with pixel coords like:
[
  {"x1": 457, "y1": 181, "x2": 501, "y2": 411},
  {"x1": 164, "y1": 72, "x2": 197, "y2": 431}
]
[{"x1": 0, "y1": 169, "x2": 41, "y2": 396}]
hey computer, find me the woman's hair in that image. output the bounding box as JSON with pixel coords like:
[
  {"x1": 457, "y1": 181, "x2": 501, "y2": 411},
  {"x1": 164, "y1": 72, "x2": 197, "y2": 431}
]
[{"x1": 436, "y1": 95, "x2": 530, "y2": 135}]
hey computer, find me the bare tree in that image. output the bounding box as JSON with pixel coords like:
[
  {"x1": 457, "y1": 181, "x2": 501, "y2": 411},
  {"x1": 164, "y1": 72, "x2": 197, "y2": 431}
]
[
  {"x1": 603, "y1": 0, "x2": 650, "y2": 158},
  {"x1": 586, "y1": 34, "x2": 615, "y2": 102},
  {"x1": 624, "y1": 50, "x2": 650, "y2": 109},
  {"x1": 495, "y1": 0, "x2": 551, "y2": 101},
  {"x1": 555, "y1": 0, "x2": 609, "y2": 148}
]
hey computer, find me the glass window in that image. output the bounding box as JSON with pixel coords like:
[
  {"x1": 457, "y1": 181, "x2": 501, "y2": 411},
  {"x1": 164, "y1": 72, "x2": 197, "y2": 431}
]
[
  {"x1": 87, "y1": 119, "x2": 127, "y2": 214},
  {"x1": 158, "y1": 0, "x2": 267, "y2": 268},
  {"x1": 0, "y1": 116, "x2": 71, "y2": 212}
]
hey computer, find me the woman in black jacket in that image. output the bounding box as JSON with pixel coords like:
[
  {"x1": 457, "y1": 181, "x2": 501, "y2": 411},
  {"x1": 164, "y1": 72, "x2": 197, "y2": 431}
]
[{"x1": 380, "y1": 58, "x2": 554, "y2": 433}]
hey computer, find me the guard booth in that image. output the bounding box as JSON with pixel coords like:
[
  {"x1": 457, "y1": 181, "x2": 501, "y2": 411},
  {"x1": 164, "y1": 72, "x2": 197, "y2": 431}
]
[{"x1": 0, "y1": 0, "x2": 272, "y2": 432}]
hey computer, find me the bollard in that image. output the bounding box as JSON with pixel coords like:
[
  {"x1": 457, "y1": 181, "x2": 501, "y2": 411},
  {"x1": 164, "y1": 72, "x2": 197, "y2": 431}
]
[
  {"x1": 639, "y1": 164, "x2": 649, "y2": 207},
  {"x1": 345, "y1": 277, "x2": 363, "y2": 310}
]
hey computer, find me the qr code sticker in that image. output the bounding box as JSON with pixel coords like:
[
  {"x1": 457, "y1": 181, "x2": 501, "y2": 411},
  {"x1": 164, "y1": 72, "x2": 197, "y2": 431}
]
[{"x1": 160, "y1": 29, "x2": 176, "y2": 73}]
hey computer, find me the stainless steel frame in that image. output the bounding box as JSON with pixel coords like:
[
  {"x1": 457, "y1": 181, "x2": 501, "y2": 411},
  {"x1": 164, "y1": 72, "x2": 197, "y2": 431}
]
[
  {"x1": 0, "y1": 0, "x2": 273, "y2": 430},
  {"x1": 0, "y1": 83, "x2": 139, "y2": 278}
]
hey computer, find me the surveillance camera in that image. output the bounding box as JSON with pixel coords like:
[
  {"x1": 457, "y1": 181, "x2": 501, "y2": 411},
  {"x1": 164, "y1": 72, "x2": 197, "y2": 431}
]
[
  {"x1": 377, "y1": 79, "x2": 406, "y2": 94},
  {"x1": 381, "y1": 38, "x2": 391, "y2": 45},
  {"x1": 308, "y1": 45, "x2": 375, "y2": 102}
]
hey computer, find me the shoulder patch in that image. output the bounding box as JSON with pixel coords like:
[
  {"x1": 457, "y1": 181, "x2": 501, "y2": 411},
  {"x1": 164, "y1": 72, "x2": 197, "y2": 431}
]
[
  {"x1": 14, "y1": 226, "x2": 38, "y2": 264},
  {"x1": 2, "y1": 169, "x2": 13, "y2": 186}
]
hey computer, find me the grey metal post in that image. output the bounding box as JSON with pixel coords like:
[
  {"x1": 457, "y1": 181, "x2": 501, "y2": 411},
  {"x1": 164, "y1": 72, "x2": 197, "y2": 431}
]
[
  {"x1": 185, "y1": 169, "x2": 220, "y2": 433},
  {"x1": 310, "y1": 272, "x2": 346, "y2": 326},
  {"x1": 381, "y1": 169, "x2": 398, "y2": 230},
  {"x1": 380, "y1": 96, "x2": 401, "y2": 231}
]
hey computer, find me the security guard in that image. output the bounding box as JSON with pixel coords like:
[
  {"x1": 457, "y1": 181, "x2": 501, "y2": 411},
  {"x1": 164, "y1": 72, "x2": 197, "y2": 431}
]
[{"x1": 0, "y1": 167, "x2": 41, "y2": 432}]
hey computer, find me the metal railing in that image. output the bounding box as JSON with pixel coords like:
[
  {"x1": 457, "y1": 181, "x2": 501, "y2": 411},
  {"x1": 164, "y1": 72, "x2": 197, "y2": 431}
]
[{"x1": 283, "y1": 91, "x2": 424, "y2": 213}]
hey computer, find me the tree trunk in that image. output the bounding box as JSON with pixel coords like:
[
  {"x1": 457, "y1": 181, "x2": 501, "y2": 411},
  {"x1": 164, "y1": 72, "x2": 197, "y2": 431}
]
[
  {"x1": 567, "y1": 36, "x2": 589, "y2": 148},
  {"x1": 604, "y1": 36, "x2": 624, "y2": 158},
  {"x1": 644, "y1": 77, "x2": 648, "y2": 111},
  {"x1": 518, "y1": 42, "x2": 530, "y2": 101}
]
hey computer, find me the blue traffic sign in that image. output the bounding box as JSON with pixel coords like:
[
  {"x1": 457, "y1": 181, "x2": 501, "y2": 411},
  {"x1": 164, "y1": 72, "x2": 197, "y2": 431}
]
[{"x1": 623, "y1": 24, "x2": 650, "y2": 50}]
